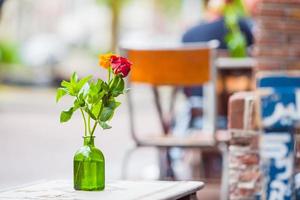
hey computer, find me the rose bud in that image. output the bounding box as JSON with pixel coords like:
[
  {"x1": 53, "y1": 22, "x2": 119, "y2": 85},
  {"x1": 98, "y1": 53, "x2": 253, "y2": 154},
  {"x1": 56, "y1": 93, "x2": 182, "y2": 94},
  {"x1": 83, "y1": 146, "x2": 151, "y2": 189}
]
[{"x1": 110, "y1": 55, "x2": 132, "y2": 78}]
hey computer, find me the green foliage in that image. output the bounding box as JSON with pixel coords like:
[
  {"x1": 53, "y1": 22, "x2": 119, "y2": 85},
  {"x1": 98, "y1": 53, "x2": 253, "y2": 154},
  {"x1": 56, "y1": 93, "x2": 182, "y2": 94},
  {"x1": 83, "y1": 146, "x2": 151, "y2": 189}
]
[
  {"x1": 56, "y1": 88, "x2": 67, "y2": 102},
  {"x1": 154, "y1": 0, "x2": 183, "y2": 16},
  {"x1": 60, "y1": 107, "x2": 75, "y2": 123},
  {"x1": 98, "y1": 121, "x2": 112, "y2": 129},
  {"x1": 224, "y1": 0, "x2": 247, "y2": 57},
  {"x1": 225, "y1": 31, "x2": 247, "y2": 57},
  {"x1": 96, "y1": 0, "x2": 131, "y2": 8},
  {"x1": 109, "y1": 75, "x2": 124, "y2": 97},
  {"x1": 96, "y1": 0, "x2": 183, "y2": 16},
  {"x1": 56, "y1": 72, "x2": 126, "y2": 135},
  {"x1": 0, "y1": 41, "x2": 20, "y2": 64}
]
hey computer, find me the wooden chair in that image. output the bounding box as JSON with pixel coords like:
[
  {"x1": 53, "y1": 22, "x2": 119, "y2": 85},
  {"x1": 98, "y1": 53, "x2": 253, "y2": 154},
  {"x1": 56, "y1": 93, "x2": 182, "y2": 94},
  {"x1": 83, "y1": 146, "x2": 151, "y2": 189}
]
[{"x1": 119, "y1": 41, "x2": 227, "y2": 185}]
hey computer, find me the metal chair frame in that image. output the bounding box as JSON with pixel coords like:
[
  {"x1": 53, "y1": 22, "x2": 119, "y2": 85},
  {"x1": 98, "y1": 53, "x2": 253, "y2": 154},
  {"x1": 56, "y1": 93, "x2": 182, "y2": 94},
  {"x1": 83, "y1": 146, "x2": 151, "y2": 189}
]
[{"x1": 119, "y1": 41, "x2": 228, "y2": 198}]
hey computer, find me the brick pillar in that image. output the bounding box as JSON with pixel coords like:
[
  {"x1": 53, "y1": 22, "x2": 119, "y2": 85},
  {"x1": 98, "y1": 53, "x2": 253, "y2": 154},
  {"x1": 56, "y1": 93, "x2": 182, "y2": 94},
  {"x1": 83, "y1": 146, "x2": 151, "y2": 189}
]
[{"x1": 254, "y1": 1, "x2": 300, "y2": 199}]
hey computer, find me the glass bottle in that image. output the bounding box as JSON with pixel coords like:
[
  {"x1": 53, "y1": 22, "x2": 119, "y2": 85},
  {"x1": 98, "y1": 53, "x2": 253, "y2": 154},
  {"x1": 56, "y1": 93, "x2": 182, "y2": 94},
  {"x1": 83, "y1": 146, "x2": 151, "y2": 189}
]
[{"x1": 73, "y1": 136, "x2": 105, "y2": 191}]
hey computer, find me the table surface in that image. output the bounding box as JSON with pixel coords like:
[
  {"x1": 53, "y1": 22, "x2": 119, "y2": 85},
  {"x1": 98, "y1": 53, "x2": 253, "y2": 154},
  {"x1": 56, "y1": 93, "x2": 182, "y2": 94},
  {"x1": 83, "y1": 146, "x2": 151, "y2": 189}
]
[
  {"x1": 216, "y1": 57, "x2": 255, "y2": 69},
  {"x1": 0, "y1": 180, "x2": 204, "y2": 200}
]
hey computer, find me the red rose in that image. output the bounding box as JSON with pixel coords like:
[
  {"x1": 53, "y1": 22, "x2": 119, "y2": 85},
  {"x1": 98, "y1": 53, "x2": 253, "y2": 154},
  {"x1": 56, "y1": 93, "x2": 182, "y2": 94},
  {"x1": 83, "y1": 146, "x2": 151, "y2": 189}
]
[{"x1": 110, "y1": 56, "x2": 132, "y2": 77}]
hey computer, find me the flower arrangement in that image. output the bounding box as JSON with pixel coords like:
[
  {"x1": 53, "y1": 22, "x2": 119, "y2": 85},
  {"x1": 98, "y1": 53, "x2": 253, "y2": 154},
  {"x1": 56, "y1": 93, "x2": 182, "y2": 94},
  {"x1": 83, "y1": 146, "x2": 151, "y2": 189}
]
[
  {"x1": 56, "y1": 53, "x2": 131, "y2": 191},
  {"x1": 56, "y1": 53, "x2": 132, "y2": 136}
]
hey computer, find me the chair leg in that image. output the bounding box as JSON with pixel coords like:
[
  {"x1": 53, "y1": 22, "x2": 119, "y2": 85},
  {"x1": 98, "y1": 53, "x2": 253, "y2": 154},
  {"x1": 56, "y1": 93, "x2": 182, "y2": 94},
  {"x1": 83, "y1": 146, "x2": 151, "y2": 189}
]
[
  {"x1": 166, "y1": 148, "x2": 175, "y2": 179},
  {"x1": 158, "y1": 148, "x2": 175, "y2": 180},
  {"x1": 199, "y1": 150, "x2": 205, "y2": 179},
  {"x1": 219, "y1": 142, "x2": 229, "y2": 200},
  {"x1": 121, "y1": 147, "x2": 137, "y2": 180}
]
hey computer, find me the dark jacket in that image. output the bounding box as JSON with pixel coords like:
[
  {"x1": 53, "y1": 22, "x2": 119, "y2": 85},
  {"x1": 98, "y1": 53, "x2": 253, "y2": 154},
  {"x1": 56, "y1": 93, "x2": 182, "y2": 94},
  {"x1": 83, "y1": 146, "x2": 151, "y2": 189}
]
[{"x1": 182, "y1": 17, "x2": 253, "y2": 49}]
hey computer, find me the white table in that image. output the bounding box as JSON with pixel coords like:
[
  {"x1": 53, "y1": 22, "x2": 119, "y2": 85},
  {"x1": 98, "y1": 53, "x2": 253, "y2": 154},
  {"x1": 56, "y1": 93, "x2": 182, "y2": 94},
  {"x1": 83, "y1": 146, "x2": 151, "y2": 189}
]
[{"x1": 0, "y1": 180, "x2": 204, "y2": 200}]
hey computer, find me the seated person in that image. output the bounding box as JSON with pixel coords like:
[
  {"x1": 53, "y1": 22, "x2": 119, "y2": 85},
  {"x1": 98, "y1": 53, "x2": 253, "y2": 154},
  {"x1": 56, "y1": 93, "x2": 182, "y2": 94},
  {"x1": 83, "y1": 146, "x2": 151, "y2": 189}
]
[
  {"x1": 0, "y1": 0, "x2": 5, "y2": 17},
  {"x1": 171, "y1": 0, "x2": 258, "y2": 180},
  {"x1": 181, "y1": 0, "x2": 256, "y2": 130},
  {"x1": 170, "y1": 0, "x2": 259, "y2": 179}
]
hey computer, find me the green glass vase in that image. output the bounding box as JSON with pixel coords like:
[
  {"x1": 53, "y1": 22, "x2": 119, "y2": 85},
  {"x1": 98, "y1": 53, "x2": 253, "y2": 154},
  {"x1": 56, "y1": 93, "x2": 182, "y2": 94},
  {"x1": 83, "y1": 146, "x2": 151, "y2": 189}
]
[{"x1": 73, "y1": 136, "x2": 105, "y2": 191}]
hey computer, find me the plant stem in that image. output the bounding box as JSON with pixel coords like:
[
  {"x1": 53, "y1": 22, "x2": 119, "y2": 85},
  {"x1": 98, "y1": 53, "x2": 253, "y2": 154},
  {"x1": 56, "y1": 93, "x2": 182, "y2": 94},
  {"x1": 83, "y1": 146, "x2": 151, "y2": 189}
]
[
  {"x1": 80, "y1": 108, "x2": 87, "y2": 137},
  {"x1": 108, "y1": 67, "x2": 112, "y2": 83},
  {"x1": 88, "y1": 116, "x2": 91, "y2": 135},
  {"x1": 90, "y1": 121, "x2": 97, "y2": 137},
  {"x1": 90, "y1": 68, "x2": 111, "y2": 136},
  {"x1": 90, "y1": 100, "x2": 105, "y2": 136}
]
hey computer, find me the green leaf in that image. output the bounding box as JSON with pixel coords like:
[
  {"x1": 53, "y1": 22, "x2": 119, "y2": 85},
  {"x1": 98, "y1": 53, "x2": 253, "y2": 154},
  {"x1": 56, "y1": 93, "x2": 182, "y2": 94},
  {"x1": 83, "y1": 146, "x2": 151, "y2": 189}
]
[
  {"x1": 61, "y1": 80, "x2": 71, "y2": 88},
  {"x1": 115, "y1": 78, "x2": 125, "y2": 96},
  {"x1": 62, "y1": 72, "x2": 81, "y2": 96},
  {"x1": 62, "y1": 72, "x2": 89, "y2": 96},
  {"x1": 71, "y1": 72, "x2": 78, "y2": 84},
  {"x1": 107, "y1": 98, "x2": 121, "y2": 109},
  {"x1": 77, "y1": 75, "x2": 92, "y2": 92},
  {"x1": 100, "y1": 106, "x2": 114, "y2": 121},
  {"x1": 74, "y1": 96, "x2": 85, "y2": 109},
  {"x1": 80, "y1": 82, "x2": 90, "y2": 97},
  {"x1": 109, "y1": 75, "x2": 119, "y2": 89},
  {"x1": 61, "y1": 80, "x2": 77, "y2": 96},
  {"x1": 98, "y1": 121, "x2": 112, "y2": 130},
  {"x1": 96, "y1": 79, "x2": 104, "y2": 86},
  {"x1": 87, "y1": 80, "x2": 105, "y2": 104},
  {"x1": 85, "y1": 107, "x2": 97, "y2": 120},
  {"x1": 110, "y1": 76, "x2": 125, "y2": 97},
  {"x1": 60, "y1": 107, "x2": 74, "y2": 123},
  {"x1": 99, "y1": 98, "x2": 120, "y2": 122},
  {"x1": 56, "y1": 88, "x2": 67, "y2": 102},
  {"x1": 101, "y1": 81, "x2": 109, "y2": 92},
  {"x1": 91, "y1": 101, "x2": 102, "y2": 119}
]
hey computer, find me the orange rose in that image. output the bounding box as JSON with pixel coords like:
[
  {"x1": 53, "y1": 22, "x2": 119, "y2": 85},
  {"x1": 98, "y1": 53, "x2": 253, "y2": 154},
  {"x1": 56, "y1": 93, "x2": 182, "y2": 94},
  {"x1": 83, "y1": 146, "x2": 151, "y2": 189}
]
[{"x1": 99, "y1": 53, "x2": 115, "y2": 69}]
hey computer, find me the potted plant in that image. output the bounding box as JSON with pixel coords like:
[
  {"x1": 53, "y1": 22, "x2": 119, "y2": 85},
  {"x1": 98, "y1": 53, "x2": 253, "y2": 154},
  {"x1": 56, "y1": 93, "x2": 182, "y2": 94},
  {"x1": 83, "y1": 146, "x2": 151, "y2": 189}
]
[
  {"x1": 223, "y1": 0, "x2": 247, "y2": 57},
  {"x1": 56, "y1": 53, "x2": 132, "y2": 191}
]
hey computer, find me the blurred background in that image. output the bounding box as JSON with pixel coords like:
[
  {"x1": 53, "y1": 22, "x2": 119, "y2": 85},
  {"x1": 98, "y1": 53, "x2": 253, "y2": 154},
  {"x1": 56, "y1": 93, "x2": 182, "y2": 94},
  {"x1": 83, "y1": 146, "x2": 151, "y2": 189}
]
[
  {"x1": 0, "y1": 0, "x2": 205, "y2": 184},
  {"x1": 0, "y1": 0, "x2": 256, "y2": 199},
  {"x1": 0, "y1": 0, "x2": 204, "y2": 85}
]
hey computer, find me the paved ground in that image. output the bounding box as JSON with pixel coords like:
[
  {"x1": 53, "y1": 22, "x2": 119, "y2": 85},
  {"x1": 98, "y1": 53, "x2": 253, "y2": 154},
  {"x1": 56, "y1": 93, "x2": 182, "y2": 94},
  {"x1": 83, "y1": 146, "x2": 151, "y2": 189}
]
[{"x1": 0, "y1": 86, "x2": 161, "y2": 188}]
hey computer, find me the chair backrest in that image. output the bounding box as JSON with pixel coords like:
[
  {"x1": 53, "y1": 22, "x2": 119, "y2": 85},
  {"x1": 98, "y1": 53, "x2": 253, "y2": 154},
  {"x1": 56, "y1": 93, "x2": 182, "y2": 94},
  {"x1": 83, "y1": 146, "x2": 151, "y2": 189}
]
[
  {"x1": 121, "y1": 41, "x2": 218, "y2": 86},
  {"x1": 120, "y1": 41, "x2": 218, "y2": 143}
]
